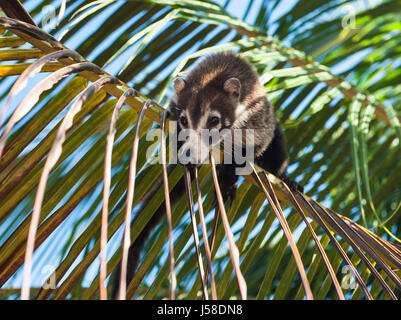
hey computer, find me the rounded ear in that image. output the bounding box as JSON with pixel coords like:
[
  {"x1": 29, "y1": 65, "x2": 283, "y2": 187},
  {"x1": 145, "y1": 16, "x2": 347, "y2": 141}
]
[
  {"x1": 173, "y1": 77, "x2": 185, "y2": 93},
  {"x1": 224, "y1": 77, "x2": 241, "y2": 97}
]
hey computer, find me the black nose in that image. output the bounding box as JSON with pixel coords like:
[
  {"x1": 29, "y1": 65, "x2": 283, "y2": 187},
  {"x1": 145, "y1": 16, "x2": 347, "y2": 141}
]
[{"x1": 185, "y1": 149, "x2": 191, "y2": 158}]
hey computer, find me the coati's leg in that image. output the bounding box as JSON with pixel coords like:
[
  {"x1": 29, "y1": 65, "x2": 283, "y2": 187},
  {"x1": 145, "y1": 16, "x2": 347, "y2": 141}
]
[
  {"x1": 255, "y1": 124, "x2": 303, "y2": 192},
  {"x1": 217, "y1": 163, "x2": 239, "y2": 204}
]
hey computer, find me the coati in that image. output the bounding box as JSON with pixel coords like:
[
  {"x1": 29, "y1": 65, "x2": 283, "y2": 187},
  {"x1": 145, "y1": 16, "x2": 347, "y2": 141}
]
[{"x1": 111, "y1": 52, "x2": 302, "y2": 298}]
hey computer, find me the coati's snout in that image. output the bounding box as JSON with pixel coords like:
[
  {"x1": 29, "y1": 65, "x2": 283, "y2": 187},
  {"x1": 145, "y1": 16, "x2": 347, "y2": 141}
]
[{"x1": 177, "y1": 129, "x2": 211, "y2": 166}]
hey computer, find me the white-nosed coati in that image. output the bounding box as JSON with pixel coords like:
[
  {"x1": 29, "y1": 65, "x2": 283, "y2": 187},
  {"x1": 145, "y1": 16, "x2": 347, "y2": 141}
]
[{"x1": 111, "y1": 52, "x2": 302, "y2": 298}]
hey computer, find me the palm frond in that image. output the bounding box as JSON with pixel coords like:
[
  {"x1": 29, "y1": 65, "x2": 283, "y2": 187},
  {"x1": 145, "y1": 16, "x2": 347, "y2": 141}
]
[{"x1": 0, "y1": 0, "x2": 400, "y2": 300}]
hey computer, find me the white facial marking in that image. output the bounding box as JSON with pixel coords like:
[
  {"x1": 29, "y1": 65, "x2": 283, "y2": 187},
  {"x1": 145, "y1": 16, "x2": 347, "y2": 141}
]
[
  {"x1": 196, "y1": 109, "x2": 221, "y2": 131},
  {"x1": 178, "y1": 109, "x2": 193, "y2": 129},
  {"x1": 233, "y1": 103, "x2": 251, "y2": 129},
  {"x1": 235, "y1": 103, "x2": 246, "y2": 118},
  {"x1": 209, "y1": 110, "x2": 221, "y2": 118},
  {"x1": 208, "y1": 110, "x2": 222, "y2": 129}
]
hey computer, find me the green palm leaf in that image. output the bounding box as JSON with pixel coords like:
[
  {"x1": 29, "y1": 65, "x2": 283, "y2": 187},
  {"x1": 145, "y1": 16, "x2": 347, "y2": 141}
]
[{"x1": 0, "y1": 0, "x2": 400, "y2": 300}]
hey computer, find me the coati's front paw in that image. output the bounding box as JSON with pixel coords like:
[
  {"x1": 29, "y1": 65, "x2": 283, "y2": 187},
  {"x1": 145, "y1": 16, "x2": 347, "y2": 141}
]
[
  {"x1": 213, "y1": 181, "x2": 237, "y2": 205},
  {"x1": 220, "y1": 183, "x2": 237, "y2": 204},
  {"x1": 216, "y1": 164, "x2": 239, "y2": 205},
  {"x1": 288, "y1": 180, "x2": 304, "y2": 193},
  {"x1": 280, "y1": 175, "x2": 304, "y2": 193}
]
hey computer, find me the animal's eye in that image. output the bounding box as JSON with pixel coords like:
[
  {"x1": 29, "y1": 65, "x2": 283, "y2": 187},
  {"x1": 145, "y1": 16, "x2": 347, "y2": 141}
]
[
  {"x1": 179, "y1": 115, "x2": 188, "y2": 127},
  {"x1": 208, "y1": 116, "x2": 220, "y2": 127}
]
